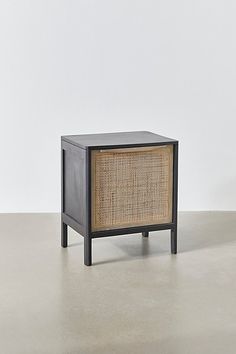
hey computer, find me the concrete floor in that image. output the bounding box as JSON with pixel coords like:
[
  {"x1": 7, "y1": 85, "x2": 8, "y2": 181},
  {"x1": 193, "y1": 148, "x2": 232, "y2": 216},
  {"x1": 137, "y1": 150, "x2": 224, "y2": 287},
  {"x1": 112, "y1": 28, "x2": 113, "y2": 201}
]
[{"x1": 0, "y1": 212, "x2": 236, "y2": 354}]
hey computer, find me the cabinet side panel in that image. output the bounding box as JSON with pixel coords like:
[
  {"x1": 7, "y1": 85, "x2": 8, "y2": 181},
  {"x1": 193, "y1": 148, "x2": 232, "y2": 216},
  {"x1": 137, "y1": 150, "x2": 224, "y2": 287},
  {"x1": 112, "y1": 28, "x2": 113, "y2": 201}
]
[{"x1": 64, "y1": 146, "x2": 86, "y2": 227}]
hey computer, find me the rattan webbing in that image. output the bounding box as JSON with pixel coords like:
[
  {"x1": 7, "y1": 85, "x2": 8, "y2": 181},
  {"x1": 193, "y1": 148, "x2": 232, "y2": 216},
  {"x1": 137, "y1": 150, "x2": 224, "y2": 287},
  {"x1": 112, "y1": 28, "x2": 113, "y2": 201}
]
[{"x1": 91, "y1": 145, "x2": 173, "y2": 231}]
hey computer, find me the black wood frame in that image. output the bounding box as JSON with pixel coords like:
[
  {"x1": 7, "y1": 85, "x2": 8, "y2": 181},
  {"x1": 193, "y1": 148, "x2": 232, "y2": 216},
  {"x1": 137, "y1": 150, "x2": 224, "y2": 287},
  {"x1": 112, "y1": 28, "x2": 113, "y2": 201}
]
[{"x1": 61, "y1": 139, "x2": 178, "y2": 266}]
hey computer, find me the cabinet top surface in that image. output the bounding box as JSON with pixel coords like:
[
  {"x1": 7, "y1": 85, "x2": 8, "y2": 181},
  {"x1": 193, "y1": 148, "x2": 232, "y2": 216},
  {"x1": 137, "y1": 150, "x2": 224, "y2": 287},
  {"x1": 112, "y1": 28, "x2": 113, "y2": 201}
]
[{"x1": 62, "y1": 131, "x2": 177, "y2": 149}]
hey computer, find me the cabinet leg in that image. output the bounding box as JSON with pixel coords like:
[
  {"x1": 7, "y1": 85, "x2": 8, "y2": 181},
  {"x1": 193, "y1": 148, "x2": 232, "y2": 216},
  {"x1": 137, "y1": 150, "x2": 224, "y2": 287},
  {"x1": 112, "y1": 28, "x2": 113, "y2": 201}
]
[
  {"x1": 61, "y1": 222, "x2": 68, "y2": 248},
  {"x1": 142, "y1": 231, "x2": 149, "y2": 237},
  {"x1": 84, "y1": 236, "x2": 92, "y2": 266},
  {"x1": 171, "y1": 228, "x2": 177, "y2": 254}
]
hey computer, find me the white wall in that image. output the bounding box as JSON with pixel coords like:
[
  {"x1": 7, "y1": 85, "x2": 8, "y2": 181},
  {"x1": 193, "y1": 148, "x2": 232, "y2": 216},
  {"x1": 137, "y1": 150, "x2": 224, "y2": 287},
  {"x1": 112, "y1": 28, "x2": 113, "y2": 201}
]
[{"x1": 0, "y1": 0, "x2": 236, "y2": 212}]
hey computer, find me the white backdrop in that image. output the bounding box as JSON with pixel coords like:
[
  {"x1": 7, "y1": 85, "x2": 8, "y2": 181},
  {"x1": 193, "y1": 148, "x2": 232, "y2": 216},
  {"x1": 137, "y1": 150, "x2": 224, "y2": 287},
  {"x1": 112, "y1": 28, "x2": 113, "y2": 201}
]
[{"x1": 0, "y1": 0, "x2": 236, "y2": 212}]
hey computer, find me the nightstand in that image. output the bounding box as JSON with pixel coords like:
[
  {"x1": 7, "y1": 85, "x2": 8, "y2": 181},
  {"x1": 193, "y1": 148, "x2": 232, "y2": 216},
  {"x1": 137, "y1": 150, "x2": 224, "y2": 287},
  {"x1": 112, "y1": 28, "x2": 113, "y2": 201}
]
[{"x1": 61, "y1": 131, "x2": 178, "y2": 266}]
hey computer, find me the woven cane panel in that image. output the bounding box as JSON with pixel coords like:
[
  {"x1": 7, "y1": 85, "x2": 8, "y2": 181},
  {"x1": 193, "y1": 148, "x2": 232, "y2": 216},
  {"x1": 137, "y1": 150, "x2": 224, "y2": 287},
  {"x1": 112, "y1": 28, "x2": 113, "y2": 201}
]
[{"x1": 91, "y1": 145, "x2": 173, "y2": 231}]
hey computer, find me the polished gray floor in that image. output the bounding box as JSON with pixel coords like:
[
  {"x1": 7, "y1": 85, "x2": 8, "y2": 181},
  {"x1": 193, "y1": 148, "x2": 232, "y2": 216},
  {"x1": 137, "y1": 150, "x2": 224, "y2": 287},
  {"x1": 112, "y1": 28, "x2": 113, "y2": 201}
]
[{"x1": 0, "y1": 212, "x2": 236, "y2": 354}]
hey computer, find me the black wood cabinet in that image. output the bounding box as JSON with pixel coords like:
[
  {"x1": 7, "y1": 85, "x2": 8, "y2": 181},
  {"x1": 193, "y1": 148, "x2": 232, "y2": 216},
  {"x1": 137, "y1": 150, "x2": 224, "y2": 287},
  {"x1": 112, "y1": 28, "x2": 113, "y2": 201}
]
[{"x1": 61, "y1": 131, "x2": 178, "y2": 266}]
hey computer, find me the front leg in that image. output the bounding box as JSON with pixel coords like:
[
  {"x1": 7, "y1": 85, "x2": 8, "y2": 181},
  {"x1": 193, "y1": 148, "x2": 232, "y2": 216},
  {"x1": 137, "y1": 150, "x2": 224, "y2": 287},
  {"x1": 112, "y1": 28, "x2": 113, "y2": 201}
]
[
  {"x1": 84, "y1": 236, "x2": 92, "y2": 266},
  {"x1": 61, "y1": 222, "x2": 68, "y2": 248},
  {"x1": 171, "y1": 228, "x2": 177, "y2": 254}
]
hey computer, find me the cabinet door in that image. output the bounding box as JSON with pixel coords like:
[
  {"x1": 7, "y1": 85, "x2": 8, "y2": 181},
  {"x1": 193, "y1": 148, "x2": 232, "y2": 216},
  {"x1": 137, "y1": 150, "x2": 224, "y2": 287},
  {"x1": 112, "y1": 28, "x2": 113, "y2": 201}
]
[{"x1": 91, "y1": 145, "x2": 173, "y2": 231}]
